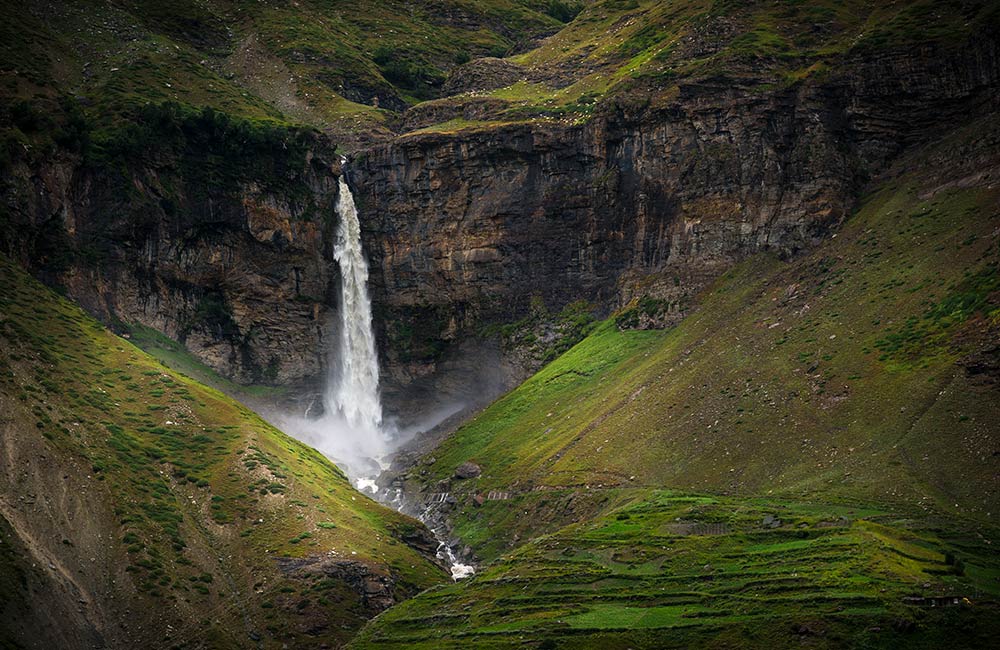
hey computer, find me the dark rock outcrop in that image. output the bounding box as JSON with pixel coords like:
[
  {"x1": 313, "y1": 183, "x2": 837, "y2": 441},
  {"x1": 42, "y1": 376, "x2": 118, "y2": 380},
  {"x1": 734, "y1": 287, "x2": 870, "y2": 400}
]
[
  {"x1": 276, "y1": 556, "x2": 399, "y2": 614},
  {"x1": 443, "y1": 57, "x2": 527, "y2": 95},
  {"x1": 401, "y1": 97, "x2": 510, "y2": 132},
  {"x1": 454, "y1": 462, "x2": 482, "y2": 479}
]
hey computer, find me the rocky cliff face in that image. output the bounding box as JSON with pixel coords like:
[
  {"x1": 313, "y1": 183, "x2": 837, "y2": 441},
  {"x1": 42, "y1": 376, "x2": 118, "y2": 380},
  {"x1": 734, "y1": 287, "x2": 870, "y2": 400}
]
[
  {"x1": 353, "y1": 36, "x2": 999, "y2": 397},
  {"x1": 2, "y1": 37, "x2": 997, "y2": 416},
  {"x1": 1, "y1": 117, "x2": 343, "y2": 391}
]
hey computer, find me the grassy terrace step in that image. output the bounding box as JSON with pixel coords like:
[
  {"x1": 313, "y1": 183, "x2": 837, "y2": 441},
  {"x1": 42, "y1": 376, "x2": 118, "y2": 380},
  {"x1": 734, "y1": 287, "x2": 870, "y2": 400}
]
[
  {"x1": 0, "y1": 254, "x2": 447, "y2": 648},
  {"x1": 351, "y1": 491, "x2": 1000, "y2": 649}
]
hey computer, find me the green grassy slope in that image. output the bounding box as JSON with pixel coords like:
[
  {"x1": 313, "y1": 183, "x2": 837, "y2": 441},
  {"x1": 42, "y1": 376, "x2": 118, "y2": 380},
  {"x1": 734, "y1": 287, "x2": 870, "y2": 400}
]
[
  {"x1": 124, "y1": 323, "x2": 288, "y2": 402},
  {"x1": 0, "y1": 254, "x2": 447, "y2": 649},
  {"x1": 353, "y1": 116, "x2": 1000, "y2": 650}
]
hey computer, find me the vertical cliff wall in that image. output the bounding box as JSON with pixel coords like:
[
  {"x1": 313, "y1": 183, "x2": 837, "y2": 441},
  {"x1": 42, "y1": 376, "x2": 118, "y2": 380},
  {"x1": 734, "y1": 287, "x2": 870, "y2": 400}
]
[
  {"x1": 1, "y1": 107, "x2": 343, "y2": 389},
  {"x1": 353, "y1": 36, "x2": 999, "y2": 396}
]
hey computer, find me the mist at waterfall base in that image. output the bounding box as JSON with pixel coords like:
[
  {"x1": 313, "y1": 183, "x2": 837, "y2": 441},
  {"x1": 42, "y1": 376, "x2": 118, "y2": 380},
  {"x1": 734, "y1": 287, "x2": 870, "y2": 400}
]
[
  {"x1": 275, "y1": 367, "x2": 468, "y2": 481},
  {"x1": 275, "y1": 179, "x2": 464, "y2": 478}
]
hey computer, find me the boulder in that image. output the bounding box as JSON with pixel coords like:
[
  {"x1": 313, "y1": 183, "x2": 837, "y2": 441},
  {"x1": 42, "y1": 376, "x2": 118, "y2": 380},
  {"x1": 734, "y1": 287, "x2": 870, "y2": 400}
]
[{"x1": 454, "y1": 462, "x2": 482, "y2": 479}]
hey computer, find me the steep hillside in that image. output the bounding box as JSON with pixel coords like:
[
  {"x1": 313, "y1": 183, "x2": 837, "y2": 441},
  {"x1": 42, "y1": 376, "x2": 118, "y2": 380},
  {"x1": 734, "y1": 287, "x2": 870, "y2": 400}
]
[
  {"x1": 396, "y1": 0, "x2": 1000, "y2": 131},
  {"x1": 355, "y1": 109, "x2": 1000, "y2": 650},
  {"x1": 399, "y1": 114, "x2": 1000, "y2": 555},
  {"x1": 0, "y1": 0, "x2": 578, "y2": 145},
  {"x1": 0, "y1": 254, "x2": 446, "y2": 649}
]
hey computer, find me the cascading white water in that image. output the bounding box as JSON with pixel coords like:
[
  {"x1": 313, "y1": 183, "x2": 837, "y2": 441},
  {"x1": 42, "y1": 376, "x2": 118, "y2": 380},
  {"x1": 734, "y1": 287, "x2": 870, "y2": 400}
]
[
  {"x1": 329, "y1": 176, "x2": 473, "y2": 580},
  {"x1": 275, "y1": 175, "x2": 388, "y2": 476},
  {"x1": 327, "y1": 175, "x2": 384, "y2": 435}
]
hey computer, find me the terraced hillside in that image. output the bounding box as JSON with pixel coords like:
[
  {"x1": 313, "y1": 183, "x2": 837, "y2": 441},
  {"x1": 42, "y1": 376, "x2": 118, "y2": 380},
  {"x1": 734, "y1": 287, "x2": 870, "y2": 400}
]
[
  {"x1": 0, "y1": 255, "x2": 447, "y2": 649},
  {"x1": 352, "y1": 492, "x2": 999, "y2": 649}
]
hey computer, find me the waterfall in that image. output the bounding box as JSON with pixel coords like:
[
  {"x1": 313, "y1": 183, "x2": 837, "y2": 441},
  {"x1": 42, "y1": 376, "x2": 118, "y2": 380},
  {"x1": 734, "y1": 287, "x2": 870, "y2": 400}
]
[
  {"x1": 326, "y1": 175, "x2": 384, "y2": 435},
  {"x1": 276, "y1": 173, "x2": 474, "y2": 579},
  {"x1": 277, "y1": 175, "x2": 388, "y2": 476}
]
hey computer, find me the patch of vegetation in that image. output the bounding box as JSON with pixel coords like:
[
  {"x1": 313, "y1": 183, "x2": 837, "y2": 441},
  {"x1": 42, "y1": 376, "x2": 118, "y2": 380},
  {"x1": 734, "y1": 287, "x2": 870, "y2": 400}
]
[
  {"x1": 614, "y1": 296, "x2": 680, "y2": 330},
  {"x1": 85, "y1": 101, "x2": 319, "y2": 190},
  {"x1": 179, "y1": 291, "x2": 240, "y2": 341},
  {"x1": 382, "y1": 303, "x2": 454, "y2": 364},
  {"x1": 372, "y1": 46, "x2": 446, "y2": 102},
  {"x1": 875, "y1": 265, "x2": 1000, "y2": 365},
  {"x1": 488, "y1": 298, "x2": 600, "y2": 366}
]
